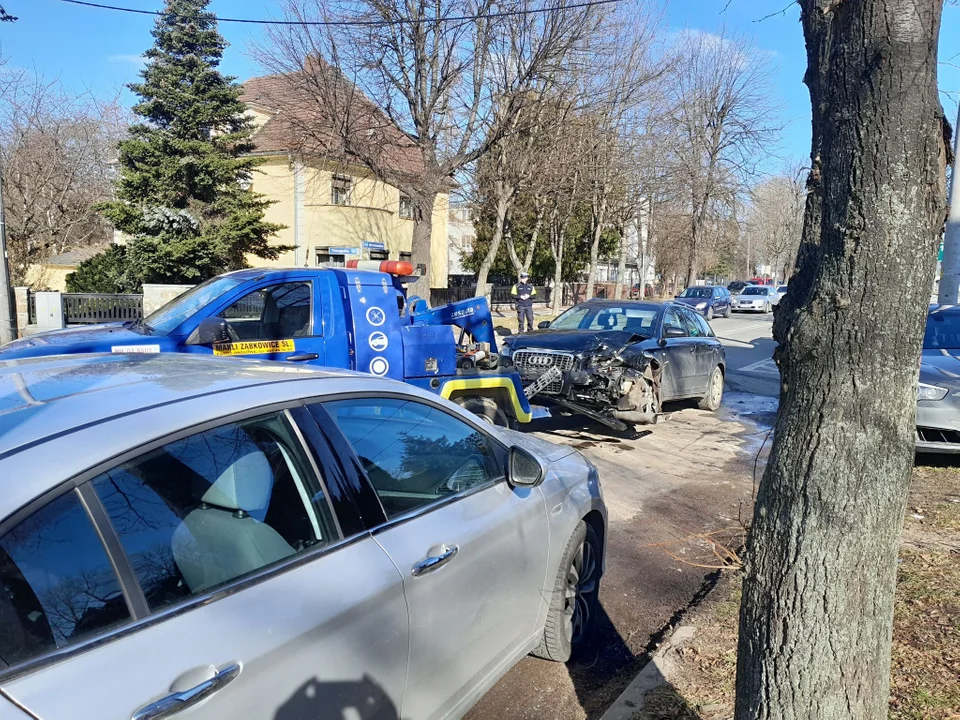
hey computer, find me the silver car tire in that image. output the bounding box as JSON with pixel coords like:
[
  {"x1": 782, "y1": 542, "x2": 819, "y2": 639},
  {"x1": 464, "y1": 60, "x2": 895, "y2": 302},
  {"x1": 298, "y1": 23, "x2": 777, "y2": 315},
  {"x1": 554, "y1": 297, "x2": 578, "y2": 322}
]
[
  {"x1": 698, "y1": 366, "x2": 724, "y2": 411},
  {"x1": 706, "y1": 306, "x2": 714, "y2": 321},
  {"x1": 532, "y1": 521, "x2": 600, "y2": 662},
  {"x1": 723, "y1": 305, "x2": 731, "y2": 318},
  {"x1": 764, "y1": 302, "x2": 771, "y2": 314}
]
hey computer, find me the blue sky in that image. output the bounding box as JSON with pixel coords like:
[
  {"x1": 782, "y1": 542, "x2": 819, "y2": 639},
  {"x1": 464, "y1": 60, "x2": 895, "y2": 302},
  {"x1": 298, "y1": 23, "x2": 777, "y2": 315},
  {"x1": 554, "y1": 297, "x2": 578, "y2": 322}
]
[{"x1": 2, "y1": 0, "x2": 960, "y2": 170}]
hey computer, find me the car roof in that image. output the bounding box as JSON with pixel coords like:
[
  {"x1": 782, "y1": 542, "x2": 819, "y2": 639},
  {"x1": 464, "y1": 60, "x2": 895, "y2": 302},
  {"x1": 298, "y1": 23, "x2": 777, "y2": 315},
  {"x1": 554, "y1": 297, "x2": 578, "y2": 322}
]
[
  {"x1": 929, "y1": 304, "x2": 960, "y2": 315},
  {"x1": 578, "y1": 299, "x2": 664, "y2": 311},
  {"x1": 0, "y1": 353, "x2": 365, "y2": 457}
]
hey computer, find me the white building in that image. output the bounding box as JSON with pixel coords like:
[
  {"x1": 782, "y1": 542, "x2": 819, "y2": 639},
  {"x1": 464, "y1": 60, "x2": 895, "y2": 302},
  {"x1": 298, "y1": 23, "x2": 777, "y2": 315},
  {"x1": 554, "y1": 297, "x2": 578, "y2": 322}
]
[
  {"x1": 448, "y1": 202, "x2": 475, "y2": 276},
  {"x1": 595, "y1": 205, "x2": 656, "y2": 292}
]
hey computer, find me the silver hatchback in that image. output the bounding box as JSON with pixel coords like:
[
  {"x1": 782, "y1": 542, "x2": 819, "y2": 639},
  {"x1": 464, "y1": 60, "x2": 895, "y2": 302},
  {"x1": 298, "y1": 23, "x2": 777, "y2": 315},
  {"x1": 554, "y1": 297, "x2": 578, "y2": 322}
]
[{"x1": 0, "y1": 354, "x2": 606, "y2": 720}]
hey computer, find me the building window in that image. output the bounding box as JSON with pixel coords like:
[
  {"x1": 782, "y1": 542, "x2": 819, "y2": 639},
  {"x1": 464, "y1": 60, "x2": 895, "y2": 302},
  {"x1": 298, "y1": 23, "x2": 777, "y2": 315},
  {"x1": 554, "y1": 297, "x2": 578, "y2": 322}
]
[
  {"x1": 316, "y1": 250, "x2": 346, "y2": 267},
  {"x1": 369, "y1": 250, "x2": 389, "y2": 261},
  {"x1": 331, "y1": 175, "x2": 352, "y2": 206},
  {"x1": 399, "y1": 195, "x2": 414, "y2": 220},
  {"x1": 399, "y1": 252, "x2": 412, "y2": 263}
]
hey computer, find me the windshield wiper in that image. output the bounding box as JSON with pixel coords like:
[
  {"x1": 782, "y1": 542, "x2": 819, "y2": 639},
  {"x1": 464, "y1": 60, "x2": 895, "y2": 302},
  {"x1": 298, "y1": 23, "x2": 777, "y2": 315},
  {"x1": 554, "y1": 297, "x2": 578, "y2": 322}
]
[{"x1": 125, "y1": 317, "x2": 154, "y2": 334}]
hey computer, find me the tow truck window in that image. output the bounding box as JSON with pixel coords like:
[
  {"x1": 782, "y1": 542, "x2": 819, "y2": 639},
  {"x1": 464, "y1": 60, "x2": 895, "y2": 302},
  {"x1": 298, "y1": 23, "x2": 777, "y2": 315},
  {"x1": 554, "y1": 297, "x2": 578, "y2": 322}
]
[
  {"x1": 219, "y1": 283, "x2": 313, "y2": 341},
  {"x1": 144, "y1": 275, "x2": 245, "y2": 334}
]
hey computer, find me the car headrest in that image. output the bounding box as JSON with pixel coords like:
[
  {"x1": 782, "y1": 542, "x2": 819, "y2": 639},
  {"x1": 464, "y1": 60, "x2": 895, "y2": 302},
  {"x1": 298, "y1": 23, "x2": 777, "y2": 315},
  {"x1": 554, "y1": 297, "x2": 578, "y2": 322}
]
[{"x1": 201, "y1": 450, "x2": 274, "y2": 512}]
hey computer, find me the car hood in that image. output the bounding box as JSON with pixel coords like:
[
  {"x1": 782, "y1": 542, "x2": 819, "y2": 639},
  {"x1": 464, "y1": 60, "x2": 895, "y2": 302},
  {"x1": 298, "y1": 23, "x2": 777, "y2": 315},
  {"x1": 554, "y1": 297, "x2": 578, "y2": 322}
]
[
  {"x1": 920, "y1": 349, "x2": 960, "y2": 387},
  {"x1": 0, "y1": 324, "x2": 168, "y2": 359},
  {"x1": 498, "y1": 427, "x2": 579, "y2": 462},
  {"x1": 504, "y1": 329, "x2": 645, "y2": 354}
]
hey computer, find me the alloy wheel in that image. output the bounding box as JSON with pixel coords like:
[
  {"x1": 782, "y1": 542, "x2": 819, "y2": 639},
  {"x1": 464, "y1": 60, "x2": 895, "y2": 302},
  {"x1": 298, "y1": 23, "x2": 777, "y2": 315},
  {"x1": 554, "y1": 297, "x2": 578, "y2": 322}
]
[
  {"x1": 709, "y1": 369, "x2": 723, "y2": 407},
  {"x1": 564, "y1": 539, "x2": 598, "y2": 645}
]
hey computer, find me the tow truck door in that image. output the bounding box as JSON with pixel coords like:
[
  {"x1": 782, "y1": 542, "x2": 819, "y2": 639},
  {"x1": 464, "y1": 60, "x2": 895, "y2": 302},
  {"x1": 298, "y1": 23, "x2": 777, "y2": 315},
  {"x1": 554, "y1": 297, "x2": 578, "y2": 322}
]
[{"x1": 183, "y1": 277, "x2": 326, "y2": 364}]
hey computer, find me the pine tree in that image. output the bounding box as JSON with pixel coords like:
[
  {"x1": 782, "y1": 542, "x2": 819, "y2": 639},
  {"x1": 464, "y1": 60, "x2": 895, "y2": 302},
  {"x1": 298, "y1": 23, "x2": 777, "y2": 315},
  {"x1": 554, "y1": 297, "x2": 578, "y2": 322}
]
[{"x1": 98, "y1": 0, "x2": 284, "y2": 287}]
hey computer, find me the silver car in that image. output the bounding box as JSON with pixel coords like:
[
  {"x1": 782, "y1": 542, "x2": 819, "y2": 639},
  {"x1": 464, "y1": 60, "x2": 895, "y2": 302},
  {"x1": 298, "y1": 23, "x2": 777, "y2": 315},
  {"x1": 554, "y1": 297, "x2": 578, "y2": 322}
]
[
  {"x1": 732, "y1": 285, "x2": 779, "y2": 313},
  {"x1": 917, "y1": 304, "x2": 960, "y2": 453},
  {"x1": 0, "y1": 354, "x2": 606, "y2": 720}
]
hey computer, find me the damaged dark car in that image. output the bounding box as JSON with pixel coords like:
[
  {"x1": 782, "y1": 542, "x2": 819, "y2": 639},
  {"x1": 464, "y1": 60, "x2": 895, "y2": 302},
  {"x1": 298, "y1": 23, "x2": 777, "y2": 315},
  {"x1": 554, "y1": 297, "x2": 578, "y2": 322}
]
[{"x1": 500, "y1": 300, "x2": 726, "y2": 431}]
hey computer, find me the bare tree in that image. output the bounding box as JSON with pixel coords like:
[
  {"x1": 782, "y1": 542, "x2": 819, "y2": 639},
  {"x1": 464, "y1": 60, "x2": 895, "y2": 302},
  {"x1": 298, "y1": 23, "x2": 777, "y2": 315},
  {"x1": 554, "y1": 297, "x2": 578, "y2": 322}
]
[
  {"x1": 261, "y1": 0, "x2": 603, "y2": 296},
  {"x1": 0, "y1": 72, "x2": 125, "y2": 284},
  {"x1": 668, "y1": 29, "x2": 780, "y2": 288},
  {"x1": 734, "y1": 2, "x2": 948, "y2": 719},
  {"x1": 745, "y1": 166, "x2": 806, "y2": 283}
]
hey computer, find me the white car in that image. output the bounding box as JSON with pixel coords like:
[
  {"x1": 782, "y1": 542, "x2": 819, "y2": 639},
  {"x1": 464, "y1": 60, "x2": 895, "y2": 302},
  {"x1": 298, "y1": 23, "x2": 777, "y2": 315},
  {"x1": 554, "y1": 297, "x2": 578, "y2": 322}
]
[
  {"x1": 732, "y1": 285, "x2": 779, "y2": 313},
  {"x1": 0, "y1": 354, "x2": 606, "y2": 720}
]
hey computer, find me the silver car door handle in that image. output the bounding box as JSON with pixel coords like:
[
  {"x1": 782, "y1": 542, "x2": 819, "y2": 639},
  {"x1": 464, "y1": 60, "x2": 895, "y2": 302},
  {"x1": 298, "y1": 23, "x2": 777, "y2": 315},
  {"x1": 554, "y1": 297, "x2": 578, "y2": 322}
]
[
  {"x1": 132, "y1": 662, "x2": 242, "y2": 720},
  {"x1": 411, "y1": 544, "x2": 459, "y2": 577}
]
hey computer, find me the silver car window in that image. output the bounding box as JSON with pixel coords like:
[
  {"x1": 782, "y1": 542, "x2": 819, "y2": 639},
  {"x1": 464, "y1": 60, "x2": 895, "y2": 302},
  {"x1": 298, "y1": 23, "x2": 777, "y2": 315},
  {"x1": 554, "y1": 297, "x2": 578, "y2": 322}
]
[
  {"x1": 0, "y1": 490, "x2": 131, "y2": 667},
  {"x1": 325, "y1": 398, "x2": 506, "y2": 521},
  {"x1": 90, "y1": 412, "x2": 338, "y2": 609}
]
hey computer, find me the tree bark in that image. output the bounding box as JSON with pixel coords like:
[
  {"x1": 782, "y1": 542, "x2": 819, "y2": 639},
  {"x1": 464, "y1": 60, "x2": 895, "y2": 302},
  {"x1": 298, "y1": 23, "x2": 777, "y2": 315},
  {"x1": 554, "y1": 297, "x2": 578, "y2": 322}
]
[
  {"x1": 614, "y1": 223, "x2": 628, "y2": 299},
  {"x1": 475, "y1": 185, "x2": 512, "y2": 299},
  {"x1": 550, "y1": 211, "x2": 565, "y2": 315},
  {"x1": 409, "y1": 191, "x2": 437, "y2": 300},
  {"x1": 734, "y1": 3, "x2": 947, "y2": 720},
  {"x1": 585, "y1": 195, "x2": 607, "y2": 299}
]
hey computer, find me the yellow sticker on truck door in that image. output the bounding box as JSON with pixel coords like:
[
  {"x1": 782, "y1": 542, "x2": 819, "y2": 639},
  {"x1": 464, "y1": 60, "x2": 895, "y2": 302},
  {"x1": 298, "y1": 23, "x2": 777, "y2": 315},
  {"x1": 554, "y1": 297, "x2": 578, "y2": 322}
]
[{"x1": 213, "y1": 339, "x2": 295, "y2": 356}]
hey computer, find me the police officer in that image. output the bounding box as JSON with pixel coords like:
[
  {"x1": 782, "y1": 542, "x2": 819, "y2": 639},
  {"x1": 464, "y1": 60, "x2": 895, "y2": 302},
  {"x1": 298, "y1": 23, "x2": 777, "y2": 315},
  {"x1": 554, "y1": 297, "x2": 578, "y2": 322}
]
[{"x1": 511, "y1": 272, "x2": 537, "y2": 333}]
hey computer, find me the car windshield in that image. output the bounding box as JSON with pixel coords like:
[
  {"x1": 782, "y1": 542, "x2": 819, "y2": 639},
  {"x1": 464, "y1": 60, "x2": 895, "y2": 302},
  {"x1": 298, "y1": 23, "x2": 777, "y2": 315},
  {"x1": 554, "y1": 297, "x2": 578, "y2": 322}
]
[
  {"x1": 924, "y1": 310, "x2": 960, "y2": 350},
  {"x1": 144, "y1": 275, "x2": 246, "y2": 334},
  {"x1": 741, "y1": 286, "x2": 767, "y2": 296},
  {"x1": 549, "y1": 304, "x2": 658, "y2": 333},
  {"x1": 679, "y1": 288, "x2": 712, "y2": 298}
]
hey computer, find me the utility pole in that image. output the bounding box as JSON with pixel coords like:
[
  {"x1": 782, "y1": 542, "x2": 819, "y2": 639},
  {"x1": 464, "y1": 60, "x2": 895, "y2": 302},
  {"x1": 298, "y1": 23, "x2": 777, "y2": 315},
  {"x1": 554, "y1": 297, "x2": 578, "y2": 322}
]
[
  {"x1": 938, "y1": 103, "x2": 960, "y2": 305},
  {"x1": 0, "y1": 164, "x2": 18, "y2": 344}
]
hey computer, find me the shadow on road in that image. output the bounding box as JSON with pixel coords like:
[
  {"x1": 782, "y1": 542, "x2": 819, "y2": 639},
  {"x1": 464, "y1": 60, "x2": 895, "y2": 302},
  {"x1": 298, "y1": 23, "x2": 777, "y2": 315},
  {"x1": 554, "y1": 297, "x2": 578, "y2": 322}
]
[
  {"x1": 567, "y1": 601, "x2": 636, "y2": 719},
  {"x1": 720, "y1": 336, "x2": 778, "y2": 371},
  {"x1": 275, "y1": 676, "x2": 401, "y2": 720}
]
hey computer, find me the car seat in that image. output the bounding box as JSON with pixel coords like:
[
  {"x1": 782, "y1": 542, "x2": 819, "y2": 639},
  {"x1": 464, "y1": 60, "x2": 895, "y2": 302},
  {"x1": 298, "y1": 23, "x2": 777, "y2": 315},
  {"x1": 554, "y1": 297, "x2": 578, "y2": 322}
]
[
  {"x1": 596, "y1": 311, "x2": 617, "y2": 329},
  {"x1": 172, "y1": 446, "x2": 295, "y2": 594}
]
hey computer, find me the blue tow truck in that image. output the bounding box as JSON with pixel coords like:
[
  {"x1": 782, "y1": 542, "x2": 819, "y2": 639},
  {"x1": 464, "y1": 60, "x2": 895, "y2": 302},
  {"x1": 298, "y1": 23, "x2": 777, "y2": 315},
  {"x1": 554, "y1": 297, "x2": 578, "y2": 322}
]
[{"x1": 0, "y1": 267, "x2": 534, "y2": 426}]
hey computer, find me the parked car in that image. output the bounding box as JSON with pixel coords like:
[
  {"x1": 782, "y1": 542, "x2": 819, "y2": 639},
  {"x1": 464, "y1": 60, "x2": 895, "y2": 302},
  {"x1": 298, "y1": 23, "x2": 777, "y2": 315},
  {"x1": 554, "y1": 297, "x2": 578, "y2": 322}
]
[
  {"x1": 776, "y1": 285, "x2": 789, "y2": 301},
  {"x1": 674, "y1": 286, "x2": 732, "y2": 320},
  {"x1": 501, "y1": 299, "x2": 726, "y2": 431},
  {"x1": 917, "y1": 305, "x2": 960, "y2": 453},
  {"x1": 732, "y1": 285, "x2": 779, "y2": 313},
  {"x1": 727, "y1": 281, "x2": 748, "y2": 295},
  {"x1": 0, "y1": 354, "x2": 606, "y2": 720}
]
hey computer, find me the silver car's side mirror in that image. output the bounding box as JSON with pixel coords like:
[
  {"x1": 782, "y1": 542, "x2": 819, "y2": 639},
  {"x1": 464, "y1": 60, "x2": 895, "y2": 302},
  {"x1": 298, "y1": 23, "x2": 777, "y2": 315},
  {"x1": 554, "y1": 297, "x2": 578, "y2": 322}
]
[{"x1": 509, "y1": 446, "x2": 545, "y2": 488}]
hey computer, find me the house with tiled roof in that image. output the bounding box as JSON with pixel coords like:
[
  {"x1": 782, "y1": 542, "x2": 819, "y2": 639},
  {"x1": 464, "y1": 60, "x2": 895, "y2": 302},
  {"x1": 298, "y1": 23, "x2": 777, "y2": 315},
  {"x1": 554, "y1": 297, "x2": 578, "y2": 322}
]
[{"x1": 240, "y1": 73, "x2": 450, "y2": 287}]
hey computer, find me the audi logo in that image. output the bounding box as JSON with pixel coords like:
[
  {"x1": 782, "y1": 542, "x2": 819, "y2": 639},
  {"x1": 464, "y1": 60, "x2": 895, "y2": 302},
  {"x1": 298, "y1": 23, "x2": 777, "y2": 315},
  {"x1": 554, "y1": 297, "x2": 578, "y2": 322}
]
[{"x1": 525, "y1": 355, "x2": 555, "y2": 367}]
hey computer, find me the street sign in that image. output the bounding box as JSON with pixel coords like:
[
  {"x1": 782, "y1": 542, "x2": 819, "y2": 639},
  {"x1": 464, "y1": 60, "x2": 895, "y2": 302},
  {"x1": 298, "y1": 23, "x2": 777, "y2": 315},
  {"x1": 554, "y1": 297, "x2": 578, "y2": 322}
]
[
  {"x1": 363, "y1": 241, "x2": 386, "y2": 250},
  {"x1": 328, "y1": 247, "x2": 359, "y2": 255}
]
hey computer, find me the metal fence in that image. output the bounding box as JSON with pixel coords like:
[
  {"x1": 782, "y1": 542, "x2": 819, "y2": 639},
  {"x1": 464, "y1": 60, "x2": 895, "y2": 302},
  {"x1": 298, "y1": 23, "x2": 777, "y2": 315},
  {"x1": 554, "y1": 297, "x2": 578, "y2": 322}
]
[
  {"x1": 62, "y1": 294, "x2": 144, "y2": 324},
  {"x1": 429, "y1": 285, "x2": 552, "y2": 307}
]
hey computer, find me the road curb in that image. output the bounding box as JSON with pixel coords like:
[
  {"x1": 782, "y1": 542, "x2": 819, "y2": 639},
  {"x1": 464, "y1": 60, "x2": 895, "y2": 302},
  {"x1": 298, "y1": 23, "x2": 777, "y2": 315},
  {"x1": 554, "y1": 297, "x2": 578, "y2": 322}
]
[{"x1": 598, "y1": 625, "x2": 698, "y2": 720}]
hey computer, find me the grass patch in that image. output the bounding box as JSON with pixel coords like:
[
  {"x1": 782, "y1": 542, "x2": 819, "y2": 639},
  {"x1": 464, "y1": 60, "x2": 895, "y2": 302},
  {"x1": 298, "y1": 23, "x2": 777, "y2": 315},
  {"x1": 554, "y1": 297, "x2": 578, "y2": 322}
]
[{"x1": 630, "y1": 466, "x2": 960, "y2": 720}]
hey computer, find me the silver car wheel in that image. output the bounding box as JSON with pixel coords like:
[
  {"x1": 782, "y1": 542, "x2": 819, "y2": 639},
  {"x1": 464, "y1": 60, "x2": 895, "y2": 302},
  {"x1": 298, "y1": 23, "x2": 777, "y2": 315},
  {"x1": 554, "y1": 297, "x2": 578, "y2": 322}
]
[{"x1": 564, "y1": 539, "x2": 598, "y2": 645}]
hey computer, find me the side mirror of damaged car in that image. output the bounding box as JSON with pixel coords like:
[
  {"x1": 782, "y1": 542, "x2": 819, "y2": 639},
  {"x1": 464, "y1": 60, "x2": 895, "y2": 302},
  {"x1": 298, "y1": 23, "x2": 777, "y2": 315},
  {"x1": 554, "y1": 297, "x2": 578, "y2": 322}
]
[
  {"x1": 538, "y1": 321, "x2": 551, "y2": 329},
  {"x1": 195, "y1": 317, "x2": 231, "y2": 345},
  {"x1": 663, "y1": 325, "x2": 686, "y2": 339},
  {"x1": 509, "y1": 446, "x2": 545, "y2": 488}
]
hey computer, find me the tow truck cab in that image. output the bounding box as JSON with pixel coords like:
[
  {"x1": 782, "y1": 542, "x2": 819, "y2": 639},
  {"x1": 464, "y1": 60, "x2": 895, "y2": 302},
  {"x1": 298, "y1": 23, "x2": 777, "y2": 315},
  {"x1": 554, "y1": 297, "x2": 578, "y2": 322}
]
[{"x1": 0, "y1": 268, "x2": 531, "y2": 426}]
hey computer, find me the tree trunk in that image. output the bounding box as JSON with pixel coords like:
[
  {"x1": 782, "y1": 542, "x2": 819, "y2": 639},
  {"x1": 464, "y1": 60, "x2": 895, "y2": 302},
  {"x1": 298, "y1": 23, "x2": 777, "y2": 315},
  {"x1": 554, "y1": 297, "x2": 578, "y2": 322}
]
[
  {"x1": 475, "y1": 187, "x2": 512, "y2": 300},
  {"x1": 614, "y1": 225, "x2": 628, "y2": 299},
  {"x1": 409, "y1": 191, "x2": 437, "y2": 300},
  {"x1": 522, "y1": 203, "x2": 545, "y2": 273},
  {"x1": 585, "y1": 197, "x2": 607, "y2": 299},
  {"x1": 550, "y1": 217, "x2": 564, "y2": 315},
  {"x1": 686, "y1": 211, "x2": 699, "y2": 288},
  {"x1": 734, "y1": 3, "x2": 947, "y2": 720}
]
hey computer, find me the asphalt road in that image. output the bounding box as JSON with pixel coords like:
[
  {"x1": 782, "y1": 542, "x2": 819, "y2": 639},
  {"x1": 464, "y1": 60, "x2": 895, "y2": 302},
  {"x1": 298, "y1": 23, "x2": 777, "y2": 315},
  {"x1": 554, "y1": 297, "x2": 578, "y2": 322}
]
[{"x1": 469, "y1": 311, "x2": 778, "y2": 720}]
